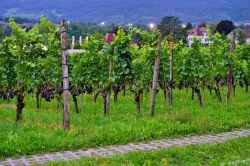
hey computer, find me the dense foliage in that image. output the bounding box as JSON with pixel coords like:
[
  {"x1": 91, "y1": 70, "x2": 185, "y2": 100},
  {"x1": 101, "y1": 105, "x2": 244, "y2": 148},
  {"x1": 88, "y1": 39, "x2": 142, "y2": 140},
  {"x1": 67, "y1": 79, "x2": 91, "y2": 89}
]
[
  {"x1": 0, "y1": 17, "x2": 249, "y2": 124},
  {"x1": 0, "y1": 16, "x2": 61, "y2": 121}
]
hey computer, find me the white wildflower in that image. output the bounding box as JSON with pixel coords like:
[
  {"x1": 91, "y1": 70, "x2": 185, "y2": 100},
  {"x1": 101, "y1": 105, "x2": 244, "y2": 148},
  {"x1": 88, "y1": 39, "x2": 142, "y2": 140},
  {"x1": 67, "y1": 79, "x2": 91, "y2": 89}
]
[{"x1": 41, "y1": 45, "x2": 48, "y2": 51}]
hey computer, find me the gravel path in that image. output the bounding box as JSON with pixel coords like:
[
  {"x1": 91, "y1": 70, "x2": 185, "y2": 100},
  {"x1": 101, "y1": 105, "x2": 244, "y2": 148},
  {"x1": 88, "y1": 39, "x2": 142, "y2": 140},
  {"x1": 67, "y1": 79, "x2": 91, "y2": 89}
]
[{"x1": 1, "y1": 129, "x2": 250, "y2": 166}]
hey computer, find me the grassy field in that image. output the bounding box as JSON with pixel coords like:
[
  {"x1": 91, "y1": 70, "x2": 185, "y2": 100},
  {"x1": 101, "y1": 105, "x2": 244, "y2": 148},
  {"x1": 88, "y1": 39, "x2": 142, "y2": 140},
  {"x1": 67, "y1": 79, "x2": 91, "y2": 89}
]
[
  {"x1": 0, "y1": 87, "x2": 250, "y2": 160},
  {"x1": 44, "y1": 136, "x2": 250, "y2": 166}
]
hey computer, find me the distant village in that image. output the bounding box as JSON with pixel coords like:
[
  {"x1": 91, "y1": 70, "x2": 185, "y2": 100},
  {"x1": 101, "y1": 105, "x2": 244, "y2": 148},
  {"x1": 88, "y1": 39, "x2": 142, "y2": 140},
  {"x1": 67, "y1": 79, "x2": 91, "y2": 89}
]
[{"x1": 187, "y1": 23, "x2": 250, "y2": 46}]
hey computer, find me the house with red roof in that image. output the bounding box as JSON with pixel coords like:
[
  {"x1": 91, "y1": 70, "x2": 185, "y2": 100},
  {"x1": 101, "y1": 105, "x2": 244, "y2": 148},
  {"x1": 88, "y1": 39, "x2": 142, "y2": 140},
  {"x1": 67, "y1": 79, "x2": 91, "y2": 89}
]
[
  {"x1": 229, "y1": 29, "x2": 250, "y2": 43},
  {"x1": 241, "y1": 29, "x2": 250, "y2": 43},
  {"x1": 187, "y1": 23, "x2": 211, "y2": 46}
]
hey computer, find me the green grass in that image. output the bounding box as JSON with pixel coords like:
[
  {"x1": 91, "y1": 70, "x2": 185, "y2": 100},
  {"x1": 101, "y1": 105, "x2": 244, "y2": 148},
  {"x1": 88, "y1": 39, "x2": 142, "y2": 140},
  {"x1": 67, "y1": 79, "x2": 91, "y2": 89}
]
[
  {"x1": 0, "y1": 88, "x2": 250, "y2": 160},
  {"x1": 44, "y1": 136, "x2": 250, "y2": 166}
]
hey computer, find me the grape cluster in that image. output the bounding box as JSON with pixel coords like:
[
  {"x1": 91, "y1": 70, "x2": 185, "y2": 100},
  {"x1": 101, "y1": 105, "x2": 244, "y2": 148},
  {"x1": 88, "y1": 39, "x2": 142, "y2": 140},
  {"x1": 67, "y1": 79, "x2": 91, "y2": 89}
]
[
  {"x1": 0, "y1": 91, "x2": 7, "y2": 100},
  {"x1": 40, "y1": 86, "x2": 54, "y2": 102},
  {"x1": 239, "y1": 81, "x2": 244, "y2": 87},
  {"x1": 69, "y1": 84, "x2": 91, "y2": 97},
  {"x1": 113, "y1": 85, "x2": 121, "y2": 94},
  {"x1": 207, "y1": 84, "x2": 213, "y2": 90},
  {"x1": 214, "y1": 76, "x2": 223, "y2": 84},
  {"x1": 169, "y1": 80, "x2": 175, "y2": 89},
  {"x1": 85, "y1": 86, "x2": 93, "y2": 94},
  {"x1": 185, "y1": 81, "x2": 190, "y2": 88},
  {"x1": 0, "y1": 89, "x2": 16, "y2": 100},
  {"x1": 27, "y1": 89, "x2": 34, "y2": 94},
  {"x1": 178, "y1": 81, "x2": 184, "y2": 90},
  {"x1": 55, "y1": 85, "x2": 63, "y2": 95},
  {"x1": 69, "y1": 86, "x2": 79, "y2": 97},
  {"x1": 8, "y1": 89, "x2": 16, "y2": 99}
]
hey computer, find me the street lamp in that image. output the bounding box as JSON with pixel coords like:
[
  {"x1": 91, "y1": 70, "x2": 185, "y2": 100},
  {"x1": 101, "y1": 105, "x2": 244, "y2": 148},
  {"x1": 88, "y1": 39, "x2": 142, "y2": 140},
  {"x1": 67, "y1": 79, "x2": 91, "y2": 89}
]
[
  {"x1": 100, "y1": 22, "x2": 105, "y2": 26},
  {"x1": 148, "y1": 23, "x2": 155, "y2": 30}
]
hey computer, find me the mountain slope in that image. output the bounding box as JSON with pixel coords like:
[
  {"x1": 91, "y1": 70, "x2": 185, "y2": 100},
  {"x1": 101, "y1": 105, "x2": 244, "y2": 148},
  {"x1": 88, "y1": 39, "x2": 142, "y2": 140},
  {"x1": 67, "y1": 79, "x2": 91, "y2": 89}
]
[{"x1": 0, "y1": 0, "x2": 250, "y2": 24}]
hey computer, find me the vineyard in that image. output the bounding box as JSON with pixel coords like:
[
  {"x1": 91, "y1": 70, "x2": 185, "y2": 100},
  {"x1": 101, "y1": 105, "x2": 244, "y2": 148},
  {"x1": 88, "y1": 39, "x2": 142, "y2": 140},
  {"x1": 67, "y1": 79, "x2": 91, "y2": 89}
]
[{"x1": 0, "y1": 17, "x2": 250, "y2": 163}]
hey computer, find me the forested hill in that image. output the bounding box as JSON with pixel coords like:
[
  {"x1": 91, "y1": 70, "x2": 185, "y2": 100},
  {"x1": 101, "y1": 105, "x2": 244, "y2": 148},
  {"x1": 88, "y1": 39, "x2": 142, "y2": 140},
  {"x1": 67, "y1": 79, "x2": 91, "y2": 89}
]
[{"x1": 0, "y1": 0, "x2": 250, "y2": 24}]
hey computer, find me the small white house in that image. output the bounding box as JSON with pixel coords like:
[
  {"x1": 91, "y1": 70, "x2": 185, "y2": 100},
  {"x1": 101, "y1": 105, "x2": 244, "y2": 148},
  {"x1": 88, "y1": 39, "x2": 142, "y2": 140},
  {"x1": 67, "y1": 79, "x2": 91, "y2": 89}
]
[
  {"x1": 242, "y1": 29, "x2": 250, "y2": 43},
  {"x1": 187, "y1": 24, "x2": 211, "y2": 46},
  {"x1": 228, "y1": 29, "x2": 250, "y2": 44}
]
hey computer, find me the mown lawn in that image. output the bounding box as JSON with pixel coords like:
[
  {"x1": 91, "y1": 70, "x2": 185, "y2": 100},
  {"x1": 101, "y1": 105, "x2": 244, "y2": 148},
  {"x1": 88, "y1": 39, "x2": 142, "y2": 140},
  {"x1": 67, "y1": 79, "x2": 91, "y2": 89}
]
[
  {"x1": 44, "y1": 136, "x2": 250, "y2": 166},
  {"x1": 0, "y1": 87, "x2": 250, "y2": 159}
]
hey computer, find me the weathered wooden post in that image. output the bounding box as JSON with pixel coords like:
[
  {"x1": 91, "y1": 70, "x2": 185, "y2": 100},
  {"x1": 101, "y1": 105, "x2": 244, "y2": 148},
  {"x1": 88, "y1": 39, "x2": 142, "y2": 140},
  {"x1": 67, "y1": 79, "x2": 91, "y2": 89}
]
[
  {"x1": 227, "y1": 30, "x2": 236, "y2": 103},
  {"x1": 103, "y1": 33, "x2": 114, "y2": 115},
  {"x1": 79, "y1": 36, "x2": 82, "y2": 47},
  {"x1": 60, "y1": 20, "x2": 70, "y2": 129},
  {"x1": 150, "y1": 36, "x2": 162, "y2": 116},
  {"x1": 168, "y1": 41, "x2": 175, "y2": 106},
  {"x1": 71, "y1": 36, "x2": 75, "y2": 49}
]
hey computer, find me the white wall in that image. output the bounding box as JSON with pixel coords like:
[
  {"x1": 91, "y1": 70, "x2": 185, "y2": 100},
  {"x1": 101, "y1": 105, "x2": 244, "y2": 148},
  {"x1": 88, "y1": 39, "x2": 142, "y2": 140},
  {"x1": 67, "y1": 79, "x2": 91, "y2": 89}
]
[
  {"x1": 246, "y1": 38, "x2": 250, "y2": 43},
  {"x1": 187, "y1": 34, "x2": 211, "y2": 46}
]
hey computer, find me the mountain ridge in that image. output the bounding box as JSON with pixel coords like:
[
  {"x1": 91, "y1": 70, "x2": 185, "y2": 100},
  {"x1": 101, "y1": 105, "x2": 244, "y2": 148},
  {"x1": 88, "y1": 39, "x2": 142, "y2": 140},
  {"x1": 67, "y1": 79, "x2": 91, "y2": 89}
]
[{"x1": 0, "y1": 0, "x2": 250, "y2": 24}]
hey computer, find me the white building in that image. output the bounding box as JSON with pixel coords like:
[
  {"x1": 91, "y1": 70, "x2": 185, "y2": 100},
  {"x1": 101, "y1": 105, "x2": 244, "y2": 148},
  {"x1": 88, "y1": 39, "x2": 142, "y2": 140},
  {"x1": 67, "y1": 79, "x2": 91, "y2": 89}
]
[
  {"x1": 242, "y1": 29, "x2": 250, "y2": 43},
  {"x1": 229, "y1": 29, "x2": 250, "y2": 44},
  {"x1": 187, "y1": 23, "x2": 211, "y2": 46}
]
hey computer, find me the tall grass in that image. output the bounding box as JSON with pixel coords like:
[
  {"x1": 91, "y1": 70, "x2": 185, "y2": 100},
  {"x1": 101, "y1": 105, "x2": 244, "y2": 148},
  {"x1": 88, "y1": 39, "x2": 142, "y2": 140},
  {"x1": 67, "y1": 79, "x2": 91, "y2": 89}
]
[{"x1": 0, "y1": 87, "x2": 249, "y2": 159}]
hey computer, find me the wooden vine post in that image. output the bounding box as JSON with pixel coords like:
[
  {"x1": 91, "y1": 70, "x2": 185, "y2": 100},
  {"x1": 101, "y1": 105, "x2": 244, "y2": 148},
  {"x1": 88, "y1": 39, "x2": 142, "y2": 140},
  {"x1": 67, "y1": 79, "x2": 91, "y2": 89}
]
[
  {"x1": 79, "y1": 36, "x2": 82, "y2": 47},
  {"x1": 227, "y1": 30, "x2": 236, "y2": 103},
  {"x1": 150, "y1": 36, "x2": 162, "y2": 116},
  {"x1": 168, "y1": 41, "x2": 175, "y2": 106},
  {"x1": 71, "y1": 36, "x2": 75, "y2": 49},
  {"x1": 60, "y1": 20, "x2": 70, "y2": 129},
  {"x1": 104, "y1": 33, "x2": 114, "y2": 115}
]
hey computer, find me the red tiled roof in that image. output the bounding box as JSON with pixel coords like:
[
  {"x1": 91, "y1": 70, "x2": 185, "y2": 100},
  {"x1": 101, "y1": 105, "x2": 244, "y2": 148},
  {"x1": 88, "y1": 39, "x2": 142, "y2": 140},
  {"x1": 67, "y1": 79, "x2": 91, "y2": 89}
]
[
  {"x1": 104, "y1": 33, "x2": 115, "y2": 43},
  {"x1": 242, "y1": 29, "x2": 250, "y2": 38},
  {"x1": 187, "y1": 28, "x2": 197, "y2": 35},
  {"x1": 187, "y1": 26, "x2": 207, "y2": 36}
]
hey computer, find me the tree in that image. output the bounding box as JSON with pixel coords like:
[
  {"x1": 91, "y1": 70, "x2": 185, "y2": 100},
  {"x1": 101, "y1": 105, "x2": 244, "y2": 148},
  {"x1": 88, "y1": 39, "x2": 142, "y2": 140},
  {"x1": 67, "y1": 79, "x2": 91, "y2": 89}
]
[
  {"x1": 208, "y1": 21, "x2": 219, "y2": 34},
  {"x1": 237, "y1": 29, "x2": 247, "y2": 45},
  {"x1": 0, "y1": 26, "x2": 3, "y2": 41},
  {"x1": 66, "y1": 21, "x2": 111, "y2": 39},
  {"x1": 216, "y1": 20, "x2": 235, "y2": 36},
  {"x1": 185, "y1": 22, "x2": 193, "y2": 30},
  {"x1": 158, "y1": 16, "x2": 183, "y2": 40},
  {"x1": 0, "y1": 24, "x2": 12, "y2": 41}
]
